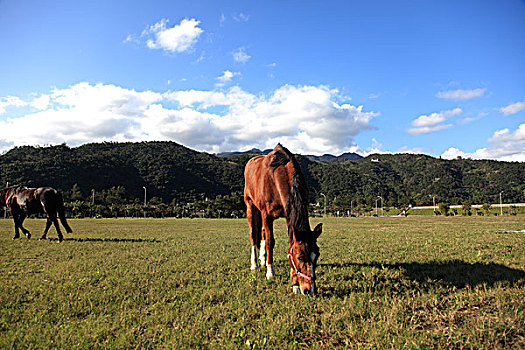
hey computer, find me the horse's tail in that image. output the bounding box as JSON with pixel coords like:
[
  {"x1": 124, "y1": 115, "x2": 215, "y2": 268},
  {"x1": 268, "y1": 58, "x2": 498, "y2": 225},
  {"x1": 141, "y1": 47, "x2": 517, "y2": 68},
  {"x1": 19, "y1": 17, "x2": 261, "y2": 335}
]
[{"x1": 56, "y1": 191, "x2": 73, "y2": 233}]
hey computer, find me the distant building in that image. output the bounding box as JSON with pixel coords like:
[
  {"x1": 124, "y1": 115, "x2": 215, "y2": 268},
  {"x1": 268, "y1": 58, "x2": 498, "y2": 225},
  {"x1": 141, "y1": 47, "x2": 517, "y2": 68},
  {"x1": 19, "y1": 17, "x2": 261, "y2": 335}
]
[{"x1": 371, "y1": 158, "x2": 380, "y2": 162}]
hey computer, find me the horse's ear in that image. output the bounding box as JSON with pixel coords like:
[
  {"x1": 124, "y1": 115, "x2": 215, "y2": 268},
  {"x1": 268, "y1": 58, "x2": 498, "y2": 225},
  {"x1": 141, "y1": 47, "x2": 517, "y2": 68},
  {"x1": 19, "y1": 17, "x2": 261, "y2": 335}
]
[{"x1": 313, "y1": 223, "x2": 322, "y2": 239}]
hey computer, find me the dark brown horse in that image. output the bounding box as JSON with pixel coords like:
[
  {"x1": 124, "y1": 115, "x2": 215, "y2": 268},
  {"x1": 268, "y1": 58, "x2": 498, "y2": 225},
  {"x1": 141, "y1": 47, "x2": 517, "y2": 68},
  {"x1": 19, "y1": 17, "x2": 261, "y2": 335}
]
[
  {"x1": 0, "y1": 185, "x2": 72, "y2": 242},
  {"x1": 244, "y1": 144, "x2": 322, "y2": 295}
]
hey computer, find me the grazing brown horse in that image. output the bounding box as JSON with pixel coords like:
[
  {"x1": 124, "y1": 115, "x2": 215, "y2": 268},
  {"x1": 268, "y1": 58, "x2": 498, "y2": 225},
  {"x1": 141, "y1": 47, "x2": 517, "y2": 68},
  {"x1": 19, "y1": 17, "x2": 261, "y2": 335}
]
[
  {"x1": 244, "y1": 144, "x2": 322, "y2": 295},
  {"x1": 0, "y1": 185, "x2": 72, "y2": 242}
]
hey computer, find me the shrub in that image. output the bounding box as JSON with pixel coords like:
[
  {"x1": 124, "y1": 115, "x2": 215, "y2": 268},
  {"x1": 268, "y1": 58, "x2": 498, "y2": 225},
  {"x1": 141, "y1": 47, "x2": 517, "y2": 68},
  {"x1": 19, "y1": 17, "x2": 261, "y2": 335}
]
[{"x1": 438, "y1": 202, "x2": 450, "y2": 216}]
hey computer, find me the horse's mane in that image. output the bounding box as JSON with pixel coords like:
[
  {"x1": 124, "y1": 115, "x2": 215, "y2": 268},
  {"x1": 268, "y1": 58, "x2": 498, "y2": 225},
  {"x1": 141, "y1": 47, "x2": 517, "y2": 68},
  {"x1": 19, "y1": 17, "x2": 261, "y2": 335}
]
[
  {"x1": 0, "y1": 184, "x2": 22, "y2": 194},
  {"x1": 269, "y1": 144, "x2": 310, "y2": 235}
]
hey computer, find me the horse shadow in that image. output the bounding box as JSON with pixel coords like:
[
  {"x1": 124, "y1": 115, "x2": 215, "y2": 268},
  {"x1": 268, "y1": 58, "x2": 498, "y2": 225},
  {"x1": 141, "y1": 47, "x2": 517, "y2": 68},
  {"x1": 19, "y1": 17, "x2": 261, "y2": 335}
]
[
  {"x1": 318, "y1": 260, "x2": 525, "y2": 297},
  {"x1": 49, "y1": 237, "x2": 161, "y2": 243}
]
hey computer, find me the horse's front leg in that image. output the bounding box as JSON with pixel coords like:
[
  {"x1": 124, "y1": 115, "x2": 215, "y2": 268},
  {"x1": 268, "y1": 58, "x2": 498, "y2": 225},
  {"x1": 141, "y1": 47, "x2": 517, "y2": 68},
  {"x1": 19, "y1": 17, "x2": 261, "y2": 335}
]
[
  {"x1": 12, "y1": 214, "x2": 20, "y2": 240},
  {"x1": 247, "y1": 203, "x2": 262, "y2": 270},
  {"x1": 17, "y1": 213, "x2": 31, "y2": 239},
  {"x1": 262, "y1": 215, "x2": 275, "y2": 279},
  {"x1": 12, "y1": 212, "x2": 30, "y2": 239}
]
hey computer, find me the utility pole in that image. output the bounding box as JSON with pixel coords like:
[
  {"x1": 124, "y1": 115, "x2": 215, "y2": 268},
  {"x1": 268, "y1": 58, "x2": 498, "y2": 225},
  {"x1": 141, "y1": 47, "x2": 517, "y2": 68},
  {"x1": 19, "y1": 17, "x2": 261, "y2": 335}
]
[
  {"x1": 4, "y1": 182, "x2": 8, "y2": 219},
  {"x1": 143, "y1": 186, "x2": 147, "y2": 219},
  {"x1": 91, "y1": 189, "x2": 95, "y2": 218},
  {"x1": 320, "y1": 193, "x2": 326, "y2": 217},
  {"x1": 499, "y1": 191, "x2": 503, "y2": 216},
  {"x1": 377, "y1": 196, "x2": 383, "y2": 217}
]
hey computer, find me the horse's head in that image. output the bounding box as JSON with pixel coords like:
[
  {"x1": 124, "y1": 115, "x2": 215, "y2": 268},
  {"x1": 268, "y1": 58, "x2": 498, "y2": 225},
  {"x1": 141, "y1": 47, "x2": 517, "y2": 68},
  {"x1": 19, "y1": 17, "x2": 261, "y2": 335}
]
[{"x1": 289, "y1": 223, "x2": 322, "y2": 295}]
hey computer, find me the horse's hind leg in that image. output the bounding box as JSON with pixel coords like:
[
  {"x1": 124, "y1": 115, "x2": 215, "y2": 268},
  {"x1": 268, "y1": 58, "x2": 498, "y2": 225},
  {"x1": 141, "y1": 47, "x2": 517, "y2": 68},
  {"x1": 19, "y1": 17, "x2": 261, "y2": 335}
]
[
  {"x1": 51, "y1": 217, "x2": 64, "y2": 242},
  {"x1": 43, "y1": 201, "x2": 64, "y2": 242},
  {"x1": 40, "y1": 219, "x2": 52, "y2": 240},
  {"x1": 247, "y1": 203, "x2": 262, "y2": 270},
  {"x1": 45, "y1": 211, "x2": 64, "y2": 242}
]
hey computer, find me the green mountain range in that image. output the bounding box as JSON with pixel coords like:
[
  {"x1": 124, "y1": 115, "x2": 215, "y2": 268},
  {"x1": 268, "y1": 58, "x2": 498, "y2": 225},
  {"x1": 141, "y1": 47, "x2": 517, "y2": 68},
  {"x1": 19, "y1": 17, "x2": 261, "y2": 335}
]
[{"x1": 1, "y1": 142, "x2": 523, "y2": 206}]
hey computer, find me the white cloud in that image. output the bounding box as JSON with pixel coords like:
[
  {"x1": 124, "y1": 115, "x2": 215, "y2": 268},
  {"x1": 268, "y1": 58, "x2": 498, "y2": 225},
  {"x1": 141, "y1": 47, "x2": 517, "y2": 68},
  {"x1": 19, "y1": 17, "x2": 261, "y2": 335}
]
[
  {"x1": 407, "y1": 108, "x2": 461, "y2": 135},
  {"x1": 164, "y1": 90, "x2": 229, "y2": 108},
  {"x1": 0, "y1": 82, "x2": 377, "y2": 155},
  {"x1": 143, "y1": 18, "x2": 203, "y2": 53},
  {"x1": 411, "y1": 108, "x2": 462, "y2": 127},
  {"x1": 396, "y1": 146, "x2": 432, "y2": 154},
  {"x1": 232, "y1": 47, "x2": 251, "y2": 63},
  {"x1": 407, "y1": 124, "x2": 455, "y2": 135},
  {"x1": 441, "y1": 124, "x2": 525, "y2": 162},
  {"x1": 30, "y1": 94, "x2": 50, "y2": 110},
  {"x1": 500, "y1": 101, "x2": 525, "y2": 116},
  {"x1": 215, "y1": 70, "x2": 241, "y2": 86},
  {"x1": 233, "y1": 13, "x2": 250, "y2": 22},
  {"x1": 0, "y1": 96, "x2": 26, "y2": 114},
  {"x1": 436, "y1": 88, "x2": 487, "y2": 100}
]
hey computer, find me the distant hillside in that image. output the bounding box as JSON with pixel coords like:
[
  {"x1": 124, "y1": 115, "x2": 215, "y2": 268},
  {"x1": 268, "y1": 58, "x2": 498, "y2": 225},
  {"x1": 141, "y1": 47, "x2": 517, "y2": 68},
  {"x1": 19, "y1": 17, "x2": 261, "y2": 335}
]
[
  {"x1": 0, "y1": 142, "x2": 244, "y2": 201},
  {"x1": 216, "y1": 148, "x2": 271, "y2": 157},
  {"x1": 0, "y1": 142, "x2": 523, "y2": 206},
  {"x1": 217, "y1": 149, "x2": 363, "y2": 162},
  {"x1": 304, "y1": 152, "x2": 363, "y2": 162}
]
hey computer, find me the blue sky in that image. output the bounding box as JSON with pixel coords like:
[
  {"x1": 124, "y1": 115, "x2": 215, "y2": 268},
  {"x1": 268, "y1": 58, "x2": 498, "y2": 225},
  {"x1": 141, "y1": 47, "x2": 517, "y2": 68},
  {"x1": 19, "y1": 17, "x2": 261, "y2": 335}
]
[{"x1": 1, "y1": 0, "x2": 524, "y2": 160}]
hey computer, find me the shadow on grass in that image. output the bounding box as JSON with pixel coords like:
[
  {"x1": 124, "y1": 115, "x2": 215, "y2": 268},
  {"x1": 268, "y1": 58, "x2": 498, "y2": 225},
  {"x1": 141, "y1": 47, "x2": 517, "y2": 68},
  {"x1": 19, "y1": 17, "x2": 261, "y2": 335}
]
[
  {"x1": 50, "y1": 237, "x2": 161, "y2": 243},
  {"x1": 319, "y1": 260, "x2": 525, "y2": 296}
]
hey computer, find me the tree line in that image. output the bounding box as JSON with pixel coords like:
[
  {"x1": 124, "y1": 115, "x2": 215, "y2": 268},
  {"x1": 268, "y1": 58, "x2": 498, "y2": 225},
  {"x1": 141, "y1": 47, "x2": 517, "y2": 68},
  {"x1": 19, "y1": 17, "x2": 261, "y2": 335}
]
[
  {"x1": 63, "y1": 184, "x2": 245, "y2": 218},
  {"x1": 1, "y1": 141, "x2": 524, "y2": 218}
]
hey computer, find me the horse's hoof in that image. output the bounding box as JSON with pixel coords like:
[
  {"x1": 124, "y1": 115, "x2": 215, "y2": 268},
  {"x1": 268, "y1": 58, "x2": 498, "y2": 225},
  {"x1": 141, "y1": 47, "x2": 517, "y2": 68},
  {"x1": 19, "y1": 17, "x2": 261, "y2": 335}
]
[
  {"x1": 39, "y1": 237, "x2": 47, "y2": 240},
  {"x1": 12, "y1": 236, "x2": 20, "y2": 240},
  {"x1": 292, "y1": 285, "x2": 300, "y2": 294},
  {"x1": 266, "y1": 271, "x2": 275, "y2": 280},
  {"x1": 25, "y1": 233, "x2": 31, "y2": 239},
  {"x1": 266, "y1": 265, "x2": 275, "y2": 279}
]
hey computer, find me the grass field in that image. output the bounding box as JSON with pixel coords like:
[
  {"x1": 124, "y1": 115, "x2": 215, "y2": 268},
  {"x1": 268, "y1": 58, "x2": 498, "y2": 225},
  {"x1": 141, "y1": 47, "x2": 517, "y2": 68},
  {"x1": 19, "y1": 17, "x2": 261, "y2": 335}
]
[{"x1": 1, "y1": 216, "x2": 524, "y2": 349}]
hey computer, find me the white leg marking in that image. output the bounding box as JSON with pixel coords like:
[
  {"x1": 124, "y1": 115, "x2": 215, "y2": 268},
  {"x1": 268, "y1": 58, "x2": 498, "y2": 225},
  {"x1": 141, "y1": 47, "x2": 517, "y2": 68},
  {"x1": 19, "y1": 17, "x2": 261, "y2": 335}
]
[
  {"x1": 293, "y1": 285, "x2": 300, "y2": 294},
  {"x1": 259, "y1": 240, "x2": 266, "y2": 267},
  {"x1": 250, "y1": 245, "x2": 259, "y2": 270},
  {"x1": 266, "y1": 264, "x2": 275, "y2": 279}
]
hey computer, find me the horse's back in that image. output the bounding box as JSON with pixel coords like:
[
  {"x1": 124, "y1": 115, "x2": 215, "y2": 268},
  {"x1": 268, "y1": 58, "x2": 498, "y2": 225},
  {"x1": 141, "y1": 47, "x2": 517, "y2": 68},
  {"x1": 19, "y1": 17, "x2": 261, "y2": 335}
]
[
  {"x1": 244, "y1": 155, "x2": 266, "y2": 202},
  {"x1": 244, "y1": 152, "x2": 290, "y2": 218},
  {"x1": 36, "y1": 187, "x2": 57, "y2": 199}
]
